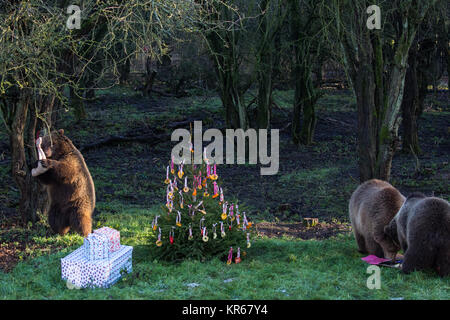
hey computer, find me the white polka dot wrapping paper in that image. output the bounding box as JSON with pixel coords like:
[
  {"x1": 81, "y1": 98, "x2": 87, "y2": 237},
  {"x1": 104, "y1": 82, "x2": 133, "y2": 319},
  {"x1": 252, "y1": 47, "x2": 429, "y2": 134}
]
[
  {"x1": 83, "y1": 233, "x2": 110, "y2": 261},
  {"x1": 61, "y1": 244, "x2": 133, "y2": 289}
]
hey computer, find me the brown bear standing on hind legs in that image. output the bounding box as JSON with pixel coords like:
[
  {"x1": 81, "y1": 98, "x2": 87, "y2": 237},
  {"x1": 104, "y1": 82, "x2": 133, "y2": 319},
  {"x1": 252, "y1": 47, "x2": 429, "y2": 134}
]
[
  {"x1": 384, "y1": 193, "x2": 450, "y2": 277},
  {"x1": 31, "y1": 129, "x2": 95, "y2": 237},
  {"x1": 349, "y1": 179, "x2": 405, "y2": 260}
]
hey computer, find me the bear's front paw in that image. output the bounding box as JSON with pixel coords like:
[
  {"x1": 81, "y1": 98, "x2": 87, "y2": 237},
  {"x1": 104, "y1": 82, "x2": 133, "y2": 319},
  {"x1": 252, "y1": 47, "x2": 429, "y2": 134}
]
[
  {"x1": 40, "y1": 159, "x2": 51, "y2": 168},
  {"x1": 39, "y1": 159, "x2": 55, "y2": 170},
  {"x1": 31, "y1": 159, "x2": 51, "y2": 177}
]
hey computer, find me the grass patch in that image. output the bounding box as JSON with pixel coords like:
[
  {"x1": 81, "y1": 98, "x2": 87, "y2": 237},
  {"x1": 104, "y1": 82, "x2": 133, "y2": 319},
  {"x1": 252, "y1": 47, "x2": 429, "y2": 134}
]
[
  {"x1": 2, "y1": 203, "x2": 448, "y2": 299},
  {"x1": 1, "y1": 230, "x2": 449, "y2": 299},
  {"x1": 1, "y1": 87, "x2": 448, "y2": 299}
]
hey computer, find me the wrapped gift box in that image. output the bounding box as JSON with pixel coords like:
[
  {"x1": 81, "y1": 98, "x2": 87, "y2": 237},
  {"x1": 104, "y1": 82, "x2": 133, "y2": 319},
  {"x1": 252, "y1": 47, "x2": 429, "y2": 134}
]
[
  {"x1": 83, "y1": 233, "x2": 110, "y2": 261},
  {"x1": 61, "y1": 244, "x2": 133, "y2": 289},
  {"x1": 94, "y1": 227, "x2": 121, "y2": 252}
]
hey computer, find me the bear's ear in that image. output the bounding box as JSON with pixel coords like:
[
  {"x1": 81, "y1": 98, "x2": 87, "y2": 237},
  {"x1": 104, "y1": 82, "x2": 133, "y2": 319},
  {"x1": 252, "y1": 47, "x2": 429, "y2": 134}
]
[{"x1": 58, "y1": 129, "x2": 64, "y2": 135}]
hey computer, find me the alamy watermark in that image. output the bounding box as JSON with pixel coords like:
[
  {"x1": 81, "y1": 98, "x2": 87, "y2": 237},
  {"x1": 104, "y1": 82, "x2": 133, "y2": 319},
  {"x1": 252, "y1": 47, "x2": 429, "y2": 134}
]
[
  {"x1": 66, "y1": 5, "x2": 81, "y2": 30},
  {"x1": 65, "y1": 4, "x2": 380, "y2": 31},
  {"x1": 171, "y1": 121, "x2": 279, "y2": 176},
  {"x1": 366, "y1": 265, "x2": 381, "y2": 290},
  {"x1": 366, "y1": 5, "x2": 381, "y2": 30}
]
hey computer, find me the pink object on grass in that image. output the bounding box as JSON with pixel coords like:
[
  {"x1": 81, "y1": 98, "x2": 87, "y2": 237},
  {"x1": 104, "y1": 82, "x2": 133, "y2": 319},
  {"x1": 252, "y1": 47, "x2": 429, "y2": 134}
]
[{"x1": 361, "y1": 255, "x2": 391, "y2": 265}]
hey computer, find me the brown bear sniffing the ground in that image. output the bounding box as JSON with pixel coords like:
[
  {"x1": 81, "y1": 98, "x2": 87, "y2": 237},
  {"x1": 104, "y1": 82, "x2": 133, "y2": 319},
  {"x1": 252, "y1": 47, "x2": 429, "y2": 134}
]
[
  {"x1": 349, "y1": 179, "x2": 405, "y2": 260},
  {"x1": 384, "y1": 193, "x2": 450, "y2": 277},
  {"x1": 31, "y1": 129, "x2": 95, "y2": 237}
]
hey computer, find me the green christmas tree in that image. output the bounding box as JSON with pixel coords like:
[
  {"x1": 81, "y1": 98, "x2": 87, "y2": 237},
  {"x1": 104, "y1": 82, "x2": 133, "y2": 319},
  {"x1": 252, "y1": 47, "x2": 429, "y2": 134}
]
[{"x1": 151, "y1": 150, "x2": 253, "y2": 263}]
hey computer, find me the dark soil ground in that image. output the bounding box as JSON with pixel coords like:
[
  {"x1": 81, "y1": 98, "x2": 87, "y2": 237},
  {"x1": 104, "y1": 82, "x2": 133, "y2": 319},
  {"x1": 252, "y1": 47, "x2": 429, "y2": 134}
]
[
  {"x1": 0, "y1": 86, "x2": 448, "y2": 272},
  {"x1": 256, "y1": 221, "x2": 352, "y2": 240}
]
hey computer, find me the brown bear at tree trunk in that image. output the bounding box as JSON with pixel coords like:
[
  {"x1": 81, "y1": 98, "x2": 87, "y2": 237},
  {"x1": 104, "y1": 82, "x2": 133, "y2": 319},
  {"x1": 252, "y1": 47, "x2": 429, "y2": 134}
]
[
  {"x1": 31, "y1": 129, "x2": 95, "y2": 237},
  {"x1": 349, "y1": 179, "x2": 405, "y2": 260},
  {"x1": 384, "y1": 193, "x2": 450, "y2": 277}
]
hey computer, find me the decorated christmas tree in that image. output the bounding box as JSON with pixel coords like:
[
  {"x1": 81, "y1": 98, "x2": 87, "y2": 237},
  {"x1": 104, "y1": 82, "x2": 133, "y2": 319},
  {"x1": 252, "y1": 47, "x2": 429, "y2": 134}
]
[{"x1": 151, "y1": 149, "x2": 253, "y2": 263}]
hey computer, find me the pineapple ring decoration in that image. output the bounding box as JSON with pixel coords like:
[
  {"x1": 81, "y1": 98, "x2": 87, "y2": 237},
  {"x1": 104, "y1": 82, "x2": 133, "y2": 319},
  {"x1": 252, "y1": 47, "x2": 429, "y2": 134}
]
[{"x1": 152, "y1": 147, "x2": 253, "y2": 262}]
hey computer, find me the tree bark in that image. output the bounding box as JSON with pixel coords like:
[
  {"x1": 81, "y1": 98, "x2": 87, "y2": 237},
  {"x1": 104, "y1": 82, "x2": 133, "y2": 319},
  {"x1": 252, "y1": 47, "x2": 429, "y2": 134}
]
[
  {"x1": 70, "y1": 86, "x2": 87, "y2": 121},
  {"x1": 10, "y1": 96, "x2": 34, "y2": 223},
  {"x1": 4, "y1": 92, "x2": 55, "y2": 224},
  {"x1": 354, "y1": 62, "x2": 378, "y2": 182},
  {"x1": 256, "y1": 62, "x2": 272, "y2": 129},
  {"x1": 119, "y1": 57, "x2": 131, "y2": 84},
  {"x1": 336, "y1": 1, "x2": 436, "y2": 182},
  {"x1": 289, "y1": 0, "x2": 321, "y2": 145},
  {"x1": 202, "y1": 2, "x2": 249, "y2": 130},
  {"x1": 292, "y1": 65, "x2": 320, "y2": 145},
  {"x1": 401, "y1": 48, "x2": 422, "y2": 154},
  {"x1": 8, "y1": 94, "x2": 43, "y2": 224}
]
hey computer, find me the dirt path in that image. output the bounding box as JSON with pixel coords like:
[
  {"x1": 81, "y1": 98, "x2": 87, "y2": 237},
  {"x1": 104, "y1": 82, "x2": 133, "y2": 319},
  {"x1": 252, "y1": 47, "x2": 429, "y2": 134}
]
[{"x1": 256, "y1": 221, "x2": 351, "y2": 240}]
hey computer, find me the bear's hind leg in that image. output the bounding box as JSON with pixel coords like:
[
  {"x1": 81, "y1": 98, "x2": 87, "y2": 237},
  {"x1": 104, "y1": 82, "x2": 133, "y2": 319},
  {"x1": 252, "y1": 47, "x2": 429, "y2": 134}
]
[
  {"x1": 69, "y1": 208, "x2": 92, "y2": 237},
  {"x1": 402, "y1": 245, "x2": 435, "y2": 274},
  {"x1": 435, "y1": 246, "x2": 450, "y2": 277},
  {"x1": 48, "y1": 206, "x2": 70, "y2": 235},
  {"x1": 58, "y1": 226, "x2": 71, "y2": 236}
]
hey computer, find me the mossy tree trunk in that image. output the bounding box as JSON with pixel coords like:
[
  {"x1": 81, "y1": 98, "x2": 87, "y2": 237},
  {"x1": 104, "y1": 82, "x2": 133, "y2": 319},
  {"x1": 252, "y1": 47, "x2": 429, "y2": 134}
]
[
  {"x1": 201, "y1": 1, "x2": 250, "y2": 130},
  {"x1": 255, "y1": 0, "x2": 286, "y2": 129},
  {"x1": 289, "y1": 0, "x2": 322, "y2": 145},
  {"x1": 335, "y1": 0, "x2": 437, "y2": 182},
  {"x1": 401, "y1": 12, "x2": 448, "y2": 155},
  {"x1": 1, "y1": 91, "x2": 55, "y2": 223},
  {"x1": 401, "y1": 45, "x2": 425, "y2": 155},
  {"x1": 68, "y1": 12, "x2": 109, "y2": 121},
  {"x1": 119, "y1": 57, "x2": 131, "y2": 85},
  {"x1": 70, "y1": 86, "x2": 86, "y2": 121},
  {"x1": 207, "y1": 38, "x2": 248, "y2": 129},
  {"x1": 210, "y1": 35, "x2": 248, "y2": 130},
  {"x1": 292, "y1": 64, "x2": 321, "y2": 145}
]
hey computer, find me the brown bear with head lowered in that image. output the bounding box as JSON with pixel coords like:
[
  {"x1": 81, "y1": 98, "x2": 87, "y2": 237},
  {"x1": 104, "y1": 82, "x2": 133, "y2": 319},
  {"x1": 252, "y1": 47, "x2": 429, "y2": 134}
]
[
  {"x1": 349, "y1": 179, "x2": 404, "y2": 260},
  {"x1": 384, "y1": 193, "x2": 450, "y2": 277}
]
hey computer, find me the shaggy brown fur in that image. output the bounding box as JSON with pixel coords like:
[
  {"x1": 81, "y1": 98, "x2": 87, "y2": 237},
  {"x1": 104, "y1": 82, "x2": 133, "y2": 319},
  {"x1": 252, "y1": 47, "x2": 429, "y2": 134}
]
[
  {"x1": 384, "y1": 193, "x2": 450, "y2": 277},
  {"x1": 32, "y1": 129, "x2": 95, "y2": 237},
  {"x1": 349, "y1": 179, "x2": 405, "y2": 259}
]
